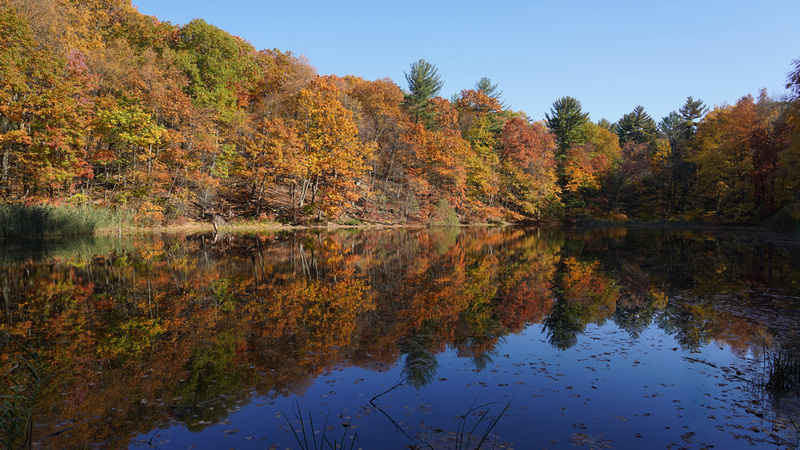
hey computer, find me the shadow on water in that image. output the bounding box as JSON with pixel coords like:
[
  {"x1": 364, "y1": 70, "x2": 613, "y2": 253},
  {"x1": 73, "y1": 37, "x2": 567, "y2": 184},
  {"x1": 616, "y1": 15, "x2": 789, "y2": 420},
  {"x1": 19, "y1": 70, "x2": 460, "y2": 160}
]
[{"x1": 0, "y1": 235, "x2": 137, "y2": 264}]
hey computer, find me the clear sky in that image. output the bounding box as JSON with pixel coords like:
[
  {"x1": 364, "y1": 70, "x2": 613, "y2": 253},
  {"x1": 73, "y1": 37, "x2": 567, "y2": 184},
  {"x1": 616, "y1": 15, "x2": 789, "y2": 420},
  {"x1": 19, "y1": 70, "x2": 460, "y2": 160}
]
[{"x1": 130, "y1": 0, "x2": 800, "y2": 124}]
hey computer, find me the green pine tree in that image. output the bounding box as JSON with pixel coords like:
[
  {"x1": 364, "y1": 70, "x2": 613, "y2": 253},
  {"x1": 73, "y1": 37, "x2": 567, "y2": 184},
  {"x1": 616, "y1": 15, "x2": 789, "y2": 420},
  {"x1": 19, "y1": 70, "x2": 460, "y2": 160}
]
[{"x1": 403, "y1": 59, "x2": 443, "y2": 128}]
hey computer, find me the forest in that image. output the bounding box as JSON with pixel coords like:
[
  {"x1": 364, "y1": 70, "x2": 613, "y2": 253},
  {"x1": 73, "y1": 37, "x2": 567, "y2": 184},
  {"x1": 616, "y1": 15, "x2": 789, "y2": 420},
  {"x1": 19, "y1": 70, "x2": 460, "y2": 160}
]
[{"x1": 2, "y1": 0, "x2": 800, "y2": 229}]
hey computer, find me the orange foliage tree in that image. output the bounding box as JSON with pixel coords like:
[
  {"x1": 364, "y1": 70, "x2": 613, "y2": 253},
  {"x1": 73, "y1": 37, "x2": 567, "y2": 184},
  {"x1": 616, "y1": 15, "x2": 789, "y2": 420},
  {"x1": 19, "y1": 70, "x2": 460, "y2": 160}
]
[
  {"x1": 294, "y1": 76, "x2": 373, "y2": 219},
  {"x1": 496, "y1": 118, "x2": 559, "y2": 219}
]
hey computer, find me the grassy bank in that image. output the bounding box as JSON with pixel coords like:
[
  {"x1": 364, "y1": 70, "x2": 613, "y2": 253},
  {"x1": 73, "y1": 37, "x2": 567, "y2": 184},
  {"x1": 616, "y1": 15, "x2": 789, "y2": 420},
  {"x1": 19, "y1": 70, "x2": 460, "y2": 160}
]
[{"x1": 0, "y1": 204, "x2": 133, "y2": 238}]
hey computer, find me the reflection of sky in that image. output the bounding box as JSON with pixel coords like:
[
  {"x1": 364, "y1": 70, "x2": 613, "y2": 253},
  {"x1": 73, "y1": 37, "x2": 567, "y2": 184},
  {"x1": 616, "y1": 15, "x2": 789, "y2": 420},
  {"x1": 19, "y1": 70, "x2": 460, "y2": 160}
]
[{"x1": 132, "y1": 323, "x2": 792, "y2": 448}]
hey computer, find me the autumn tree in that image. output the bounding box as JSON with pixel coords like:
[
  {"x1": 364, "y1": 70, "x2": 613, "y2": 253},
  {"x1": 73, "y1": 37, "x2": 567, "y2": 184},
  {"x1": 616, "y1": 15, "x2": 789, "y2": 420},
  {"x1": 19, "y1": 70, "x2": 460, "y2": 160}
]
[
  {"x1": 562, "y1": 122, "x2": 620, "y2": 206},
  {"x1": 93, "y1": 99, "x2": 165, "y2": 194},
  {"x1": 750, "y1": 91, "x2": 790, "y2": 218},
  {"x1": 249, "y1": 48, "x2": 316, "y2": 118},
  {"x1": 294, "y1": 76, "x2": 373, "y2": 219},
  {"x1": 0, "y1": 9, "x2": 95, "y2": 198},
  {"x1": 692, "y1": 91, "x2": 792, "y2": 221},
  {"x1": 4, "y1": 0, "x2": 127, "y2": 56},
  {"x1": 691, "y1": 97, "x2": 757, "y2": 219},
  {"x1": 0, "y1": 7, "x2": 39, "y2": 194},
  {"x1": 780, "y1": 57, "x2": 800, "y2": 220},
  {"x1": 237, "y1": 49, "x2": 315, "y2": 216},
  {"x1": 496, "y1": 118, "x2": 558, "y2": 219},
  {"x1": 401, "y1": 98, "x2": 470, "y2": 212},
  {"x1": 454, "y1": 89, "x2": 507, "y2": 208},
  {"x1": 342, "y1": 76, "x2": 407, "y2": 195},
  {"x1": 107, "y1": 3, "x2": 176, "y2": 52}
]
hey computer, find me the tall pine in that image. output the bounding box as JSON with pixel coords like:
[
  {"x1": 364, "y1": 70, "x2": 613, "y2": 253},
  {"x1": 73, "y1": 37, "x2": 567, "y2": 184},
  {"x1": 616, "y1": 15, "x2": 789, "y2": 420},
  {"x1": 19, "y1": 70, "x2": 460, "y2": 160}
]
[{"x1": 403, "y1": 59, "x2": 443, "y2": 128}]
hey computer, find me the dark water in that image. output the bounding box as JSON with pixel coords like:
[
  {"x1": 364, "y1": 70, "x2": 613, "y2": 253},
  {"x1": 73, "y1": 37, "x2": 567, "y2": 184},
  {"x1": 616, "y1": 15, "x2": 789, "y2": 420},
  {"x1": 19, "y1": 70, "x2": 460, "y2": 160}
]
[{"x1": 2, "y1": 227, "x2": 800, "y2": 448}]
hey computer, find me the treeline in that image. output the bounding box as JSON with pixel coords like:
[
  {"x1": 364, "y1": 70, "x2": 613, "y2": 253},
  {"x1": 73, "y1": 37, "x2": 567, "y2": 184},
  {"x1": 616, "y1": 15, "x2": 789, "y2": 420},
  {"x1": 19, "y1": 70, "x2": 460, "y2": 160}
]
[{"x1": 1, "y1": 0, "x2": 799, "y2": 226}]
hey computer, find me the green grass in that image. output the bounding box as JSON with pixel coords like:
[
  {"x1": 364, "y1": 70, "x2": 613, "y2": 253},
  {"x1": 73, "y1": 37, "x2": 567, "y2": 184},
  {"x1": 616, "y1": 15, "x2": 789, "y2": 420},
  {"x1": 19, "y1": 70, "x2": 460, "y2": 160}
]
[{"x1": 0, "y1": 203, "x2": 132, "y2": 238}]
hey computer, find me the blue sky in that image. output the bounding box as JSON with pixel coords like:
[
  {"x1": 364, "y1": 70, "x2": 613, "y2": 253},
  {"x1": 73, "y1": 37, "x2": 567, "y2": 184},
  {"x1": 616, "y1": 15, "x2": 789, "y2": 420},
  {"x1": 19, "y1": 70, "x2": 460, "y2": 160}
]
[{"x1": 131, "y1": 0, "x2": 800, "y2": 124}]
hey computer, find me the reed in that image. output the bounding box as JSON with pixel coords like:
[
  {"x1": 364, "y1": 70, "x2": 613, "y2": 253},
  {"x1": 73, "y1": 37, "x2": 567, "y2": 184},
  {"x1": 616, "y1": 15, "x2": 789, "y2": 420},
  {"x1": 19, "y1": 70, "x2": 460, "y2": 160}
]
[
  {"x1": 763, "y1": 345, "x2": 800, "y2": 394},
  {"x1": 453, "y1": 396, "x2": 512, "y2": 450},
  {"x1": 0, "y1": 336, "x2": 51, "y2": 449},
  {"x1": 0, "y1": 203, "x2": 132, "y2": 238},
  {"x1": 281, "y1": 401, "x2": 359, "y2": 450}
]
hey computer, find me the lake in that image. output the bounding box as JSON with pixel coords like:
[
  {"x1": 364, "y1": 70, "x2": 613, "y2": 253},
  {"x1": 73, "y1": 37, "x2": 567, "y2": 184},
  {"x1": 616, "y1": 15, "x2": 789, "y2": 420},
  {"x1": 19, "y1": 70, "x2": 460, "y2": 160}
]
[{"x1": 2, "y1": 226, "x2": 799, "y2": 448}]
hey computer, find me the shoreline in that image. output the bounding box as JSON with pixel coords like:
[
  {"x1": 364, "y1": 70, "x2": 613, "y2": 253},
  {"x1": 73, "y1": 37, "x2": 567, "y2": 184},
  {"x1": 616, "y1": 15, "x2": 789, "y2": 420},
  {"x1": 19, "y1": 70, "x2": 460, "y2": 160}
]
[
  {"x1": 94, "y1": 220, "x2": 507, "y2": 236},
  {"x1": 94, "y1": 217, "x2": 800, "y2": 236}
]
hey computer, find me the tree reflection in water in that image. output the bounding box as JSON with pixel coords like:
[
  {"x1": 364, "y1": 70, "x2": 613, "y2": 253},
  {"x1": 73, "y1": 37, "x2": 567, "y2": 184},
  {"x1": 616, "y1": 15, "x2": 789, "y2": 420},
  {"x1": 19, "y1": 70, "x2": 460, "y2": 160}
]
[
  {"x1": 400, "y1": 326, "x2": 440, "y2": 389},
  {"x1": 1, "y1": 226, "x2": 799, "y2": 447}
]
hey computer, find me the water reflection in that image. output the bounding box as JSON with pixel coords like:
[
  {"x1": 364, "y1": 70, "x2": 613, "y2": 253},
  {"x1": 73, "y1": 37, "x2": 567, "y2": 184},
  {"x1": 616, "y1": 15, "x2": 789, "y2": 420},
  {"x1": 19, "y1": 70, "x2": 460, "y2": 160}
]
[{"x1": 1, "y1": 226, "x2": 800, "y2": 447}]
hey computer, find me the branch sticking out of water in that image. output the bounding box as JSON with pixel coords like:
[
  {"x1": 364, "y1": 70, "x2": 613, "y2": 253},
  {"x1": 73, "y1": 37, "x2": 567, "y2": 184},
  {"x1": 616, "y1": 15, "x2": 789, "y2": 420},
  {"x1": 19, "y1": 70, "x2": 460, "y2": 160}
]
[{"x1": 368, "y1": 375, "x2": 513, "y2": 449}]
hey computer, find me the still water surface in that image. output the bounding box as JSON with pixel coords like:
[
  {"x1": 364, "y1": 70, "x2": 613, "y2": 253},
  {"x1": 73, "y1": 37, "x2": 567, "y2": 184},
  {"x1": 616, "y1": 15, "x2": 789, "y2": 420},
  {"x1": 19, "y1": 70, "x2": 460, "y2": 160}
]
[{"x1": 2, "y1": 226, "x2": 800, "y2": 448}]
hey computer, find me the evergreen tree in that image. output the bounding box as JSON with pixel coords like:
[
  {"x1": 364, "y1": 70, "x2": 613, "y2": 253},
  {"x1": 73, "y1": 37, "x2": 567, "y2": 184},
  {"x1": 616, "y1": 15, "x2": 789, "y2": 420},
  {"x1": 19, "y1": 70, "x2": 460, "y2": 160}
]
[
  {"x1": 659, "y1": 112, "x2": 682, "y2": 146},
  {"x1": 597, "y1": 118, "x2": 616, "y2": 132},
  {"x1": 475, "y1": 76, "x2": 505, "y2": 108},
  {"x1": 545, "y1": 96, "x2": 590, "y2": 153},
  {"x1": 545, "y1": 96, "x2": 590, "y2": 193},
  {"x1": 403, "y1": 59, "x2": 443, "y2": 127},
  {"x1": 659, "y1": 97, "x2": 708, "y2": 214},
  {"x1": 678, "y1": 96, "x2": 708, "y2": 139},
  {"x1": 616, "y1": 105, "x2": 658, "y2": 147}
]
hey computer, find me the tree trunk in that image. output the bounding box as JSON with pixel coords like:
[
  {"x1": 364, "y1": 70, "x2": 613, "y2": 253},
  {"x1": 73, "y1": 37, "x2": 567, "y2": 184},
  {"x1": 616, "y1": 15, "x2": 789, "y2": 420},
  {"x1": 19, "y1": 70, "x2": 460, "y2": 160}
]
[
  {"x1": 1, "y1": 145, "x2": 10, "y2": 194},
  {"x1": 299, "y1": 177, "x2": 311, "y2": 208},
  {"x1": 255, "y1": 173, "x2": 268, "y2": 216},
  {"x1": 310, "y1": 176, "x2": 319, "y2": 205}
]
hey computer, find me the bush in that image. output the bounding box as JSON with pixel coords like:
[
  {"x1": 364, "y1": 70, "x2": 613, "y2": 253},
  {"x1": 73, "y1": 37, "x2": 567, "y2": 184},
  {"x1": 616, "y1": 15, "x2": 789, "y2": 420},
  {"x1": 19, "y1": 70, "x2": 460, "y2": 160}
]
[
  {"x1": 338, "y1": 217, "x2": 362, "y2": 226},
  {"x1": 429, "y1": 199, "x2": 460, "y2": 227},
  {"x1": 765, "y1": 206, "x2": 800, "y2": 233}
]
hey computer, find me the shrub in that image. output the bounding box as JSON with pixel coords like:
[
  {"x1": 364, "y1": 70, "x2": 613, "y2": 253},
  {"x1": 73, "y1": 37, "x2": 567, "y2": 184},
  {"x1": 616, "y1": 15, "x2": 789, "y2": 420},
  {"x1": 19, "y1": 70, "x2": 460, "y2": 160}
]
[{"x1": 429, "y1": 199, "x2": 460, "y2": 227}]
